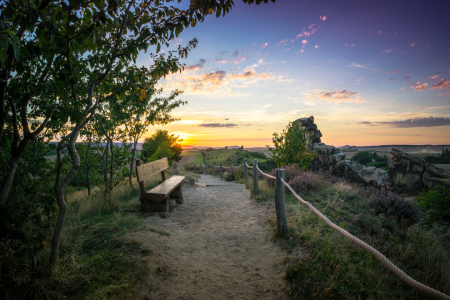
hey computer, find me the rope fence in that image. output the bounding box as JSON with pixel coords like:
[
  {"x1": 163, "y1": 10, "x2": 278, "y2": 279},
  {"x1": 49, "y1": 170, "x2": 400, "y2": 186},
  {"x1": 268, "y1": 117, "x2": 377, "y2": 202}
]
[{"x1": 252, "y1": 160, "x2": 450, "y2": 300}]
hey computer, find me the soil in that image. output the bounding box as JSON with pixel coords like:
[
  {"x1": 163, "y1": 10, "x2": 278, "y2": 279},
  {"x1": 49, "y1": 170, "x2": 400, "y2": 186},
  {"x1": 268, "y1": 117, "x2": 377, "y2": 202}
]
[{"x1": 133, "y1": 174, "x2": 302, "y2": 300}]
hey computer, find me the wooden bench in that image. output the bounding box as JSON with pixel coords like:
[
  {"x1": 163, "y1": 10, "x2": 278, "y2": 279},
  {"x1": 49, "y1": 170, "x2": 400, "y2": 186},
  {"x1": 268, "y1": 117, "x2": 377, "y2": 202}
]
[{"x1": 135, "y1": 156, "x2": 185, "y2": 217}]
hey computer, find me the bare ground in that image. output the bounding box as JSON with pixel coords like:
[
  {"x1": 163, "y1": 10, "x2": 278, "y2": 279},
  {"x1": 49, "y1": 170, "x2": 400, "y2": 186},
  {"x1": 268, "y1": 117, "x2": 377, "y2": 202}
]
[{"x1": 133, "y1": 174, "x2": 301, "y2": 300}]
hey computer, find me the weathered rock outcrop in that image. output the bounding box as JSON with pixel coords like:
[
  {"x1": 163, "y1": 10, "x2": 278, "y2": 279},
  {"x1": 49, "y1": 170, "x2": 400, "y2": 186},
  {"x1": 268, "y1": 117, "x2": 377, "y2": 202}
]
[
  {"x1": 388, "y1": 148, "x2": 450, "y2": 194},
  {"x1": 293, "y1": 116, "x2": 322, "y2": 146},
  {"x1": 290, "y1": 116, "x2": 449, "y2": 193},
  {"x1": 331, "y1": 160, "x2": 389, "y2": 188}
]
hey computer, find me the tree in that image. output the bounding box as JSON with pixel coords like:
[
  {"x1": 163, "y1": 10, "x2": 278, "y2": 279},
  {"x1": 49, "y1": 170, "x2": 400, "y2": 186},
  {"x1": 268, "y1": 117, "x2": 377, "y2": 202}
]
[
  {"x1": 267, "y1": 122, "x2": 315, "y2": 169},
  {"x1": 0, "y1": 0, "x2": 278, "y2": 268},
  {"x1": 141, "y1": 130, "x2": 183, "y2": 163},
  {"x1": 352, "y1": 151, "x2": 373, "y2": 165}
]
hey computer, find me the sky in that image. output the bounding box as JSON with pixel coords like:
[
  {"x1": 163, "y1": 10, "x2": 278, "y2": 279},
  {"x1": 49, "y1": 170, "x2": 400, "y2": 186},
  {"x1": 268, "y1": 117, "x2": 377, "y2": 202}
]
[{"x1": 137, "y1": 0, "x2": 450, "y2": 148}]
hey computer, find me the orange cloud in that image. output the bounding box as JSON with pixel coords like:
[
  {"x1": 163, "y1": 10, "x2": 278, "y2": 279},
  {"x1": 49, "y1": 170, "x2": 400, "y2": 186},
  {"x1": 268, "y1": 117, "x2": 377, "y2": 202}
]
[
  {"x1": 261, "y1": 43, "x2": 268, "y2": 48},
  {"x1": 382, "y1": 49, "x2": 392, "y2": 54},
  {"x1": 430, "y1": 79, "x2": 450, "y2": 90},
  {"x1": 320, "y1": 15, "x2": 327, "y2": 21},
  {"x1": 411, "y1": 82, "x2": 428, "y2": 91},
  {"x1": 184, "y1": 59, "x2": 206, "y2": 71},
  {"x1": 315, "y1": 45, "x2": 319, "y2": 49},
  {"x1": 302, "y1": 40, "x2": 309, "y2": 45}
]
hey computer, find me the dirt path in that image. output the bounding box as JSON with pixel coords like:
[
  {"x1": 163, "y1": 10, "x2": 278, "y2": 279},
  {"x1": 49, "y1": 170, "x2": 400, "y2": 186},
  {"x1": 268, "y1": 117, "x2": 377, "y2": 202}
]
[{"x1": 134, "y1": 174, "x2": 296, "y2": 300}]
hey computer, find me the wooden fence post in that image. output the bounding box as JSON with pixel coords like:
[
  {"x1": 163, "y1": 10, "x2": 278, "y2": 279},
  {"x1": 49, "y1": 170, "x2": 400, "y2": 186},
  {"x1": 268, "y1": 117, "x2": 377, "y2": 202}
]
[
  {"x1": 200, "y1": 163, "x2": 202, "y2": 172},
  {"x1": 244, "y1": 159, "x2": 248, "y2": 181},
  {"x1": 206, "y1": 163, "x2": 208, "y2": 174},
  {"x1": 220, "y1": 164, "x2": 223, "y2": 178},
  {"x1": 275, "y1": 169, "x2": 288, "y2": 234},
  {"x1": 194, "y1": 163, "x2": 196, "y2": 171},
  {"x1": 253, "y1": 159, "x2": 258, "y2": 194},
  {"x1": 212, "y1": 163, "x2": 215, "y2": 175}
]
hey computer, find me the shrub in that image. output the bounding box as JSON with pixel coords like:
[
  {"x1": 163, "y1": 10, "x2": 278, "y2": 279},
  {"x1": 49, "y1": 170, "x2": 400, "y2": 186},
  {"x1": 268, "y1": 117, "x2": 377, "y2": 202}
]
[
  {"x1": 287, "y1": 172, "x2": 323, "y2": 195},
  {"x1": 370, "y1": 189, "x2": 423, "y2": 225},
  {"x1": 248, "y1": 151, "x2": 266, "y2": 159},
  {"x1": 265, "y1": 164, "x2": 303, "y2": 186},
  {"x1": 351, "y1": 151, "x2": 373, "y2": 165},
  {"x1": 416, "y1": 180, "x2": 450, "y2": 226}
]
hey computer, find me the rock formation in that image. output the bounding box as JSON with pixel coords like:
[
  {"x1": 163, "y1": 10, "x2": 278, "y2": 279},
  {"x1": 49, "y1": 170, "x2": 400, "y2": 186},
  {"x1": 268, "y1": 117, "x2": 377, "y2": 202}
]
[{"x1": 388, "y1": 149, "x2": 450, "y2": 194}]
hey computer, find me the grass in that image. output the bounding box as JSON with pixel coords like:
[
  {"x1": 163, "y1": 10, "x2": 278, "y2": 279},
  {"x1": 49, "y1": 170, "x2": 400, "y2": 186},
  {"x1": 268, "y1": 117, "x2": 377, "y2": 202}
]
[
  {"x1": 2, "y1": 175, "x2": 163, "y2": 300},
  {"x1": 235, "y1": 169, "x2": 450, "y2": 300},
  {"x1": 181, "y1": 151, "x2": 204, "y2": 165}
]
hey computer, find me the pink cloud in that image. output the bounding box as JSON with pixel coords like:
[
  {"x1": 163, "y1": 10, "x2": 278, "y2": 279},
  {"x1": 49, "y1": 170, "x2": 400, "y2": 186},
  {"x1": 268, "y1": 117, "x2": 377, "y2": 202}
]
[
  {"x1": 382, "y1": 49, "x2": 392, "y2": 54},
  {"x1": 295, "y1": 49, "x2": 304, "y2": 54},
  {"x1": 309, "y1": 23, "x2": 316, "y2": 29},
  {"x1": 302, "y1": 40, "x2": 309, "y2": 45},
  {"x1": 307, "y1": 89, "x2": 366, "y2": 103},
  {"x1": 261, "y1": 43, "x2": 268, "y2": 48},
  {"x1": 401, "y1": 87, "x2": 406, "y2": 90},
  {"x1": 315, "y1": 45, "x2": 319, "y2": 49},
  {"x1": 411, "y1": 42, "x2": 417, "y2": 47},
  {"x1": 430, "y1": 79, "x2": 450, "y2": 90},
  {"x1": 411, "y1": 82, "x2": 428, "y2": 91},
  {"x1": 320, "y1": 15, "x2": 327, "y2": 21},
  {"x1": 377, "y1": 30, "x2": 383, "y2": 35},
  {"x1": 386, "y1": 69, "x2": 401, "y2": 74},
  {"x1": 296, "y1": 27, "x2": 318, "y2": 39},
  {"x1": 276, "y1": 39, "x2": 290, "y2": 47}
]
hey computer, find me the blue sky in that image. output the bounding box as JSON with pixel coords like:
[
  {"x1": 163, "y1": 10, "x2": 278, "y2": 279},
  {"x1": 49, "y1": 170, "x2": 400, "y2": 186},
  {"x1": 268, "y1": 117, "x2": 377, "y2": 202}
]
[{"x1": 137, "y1": 0, "x2": 450, "y2": 147}]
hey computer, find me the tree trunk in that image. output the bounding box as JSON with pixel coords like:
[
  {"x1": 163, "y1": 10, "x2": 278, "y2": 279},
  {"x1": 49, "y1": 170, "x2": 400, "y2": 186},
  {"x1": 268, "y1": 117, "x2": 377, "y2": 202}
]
[
  {"x1": 0, "y1": 137, "x2": 30, "y2": 206},
  {"x1": 129, "y1": 137, "x2": 137, "y2": 191},
  {"x1": 49, "y1": 131, "x2": 81, "y2": 267}
]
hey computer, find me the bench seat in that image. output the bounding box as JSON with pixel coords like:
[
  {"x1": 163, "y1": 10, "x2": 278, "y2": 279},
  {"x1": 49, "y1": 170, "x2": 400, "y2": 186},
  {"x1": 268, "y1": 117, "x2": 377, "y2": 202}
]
[{"x1": 144, "y1": 175, "x2": 185, "y2": 203}]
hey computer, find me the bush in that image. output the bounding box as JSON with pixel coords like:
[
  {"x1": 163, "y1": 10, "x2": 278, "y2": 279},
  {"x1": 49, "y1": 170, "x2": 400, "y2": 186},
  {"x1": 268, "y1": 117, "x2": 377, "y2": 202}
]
[
  {"x1": 366, "y1": 161, "x2": 387, "y2": 168},
  {"x1": 265, "y1": 164, "x2": 303, "y2": 186},
  {"x1": 370, "y1": 189, "x2": 423, "y2": 225},
  {"x1": 416, "y1": 180, "x2": 450, "y2": 226},
  {"x1": 351, "y1": 151, "x2": 373, "y2": 165},
  {"x1": 287, "y1": 172, "x2": 323, "y2": 195},
  {"x1": 248, "y1": 151, "x2": 266, "y2": 159}
]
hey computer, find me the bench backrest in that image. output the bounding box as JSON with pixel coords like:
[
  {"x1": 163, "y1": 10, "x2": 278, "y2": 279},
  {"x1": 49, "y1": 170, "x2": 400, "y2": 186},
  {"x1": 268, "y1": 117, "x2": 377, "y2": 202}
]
[{"x1": 136, "y1": 157, "x2": 169, "y2": 183}]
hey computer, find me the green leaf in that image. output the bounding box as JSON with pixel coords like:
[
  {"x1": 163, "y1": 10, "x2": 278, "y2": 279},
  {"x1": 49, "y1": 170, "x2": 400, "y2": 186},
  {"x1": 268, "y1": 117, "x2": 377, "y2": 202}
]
[{"x1": 156, "y1": 43, "x2": 161, "y2": 53}]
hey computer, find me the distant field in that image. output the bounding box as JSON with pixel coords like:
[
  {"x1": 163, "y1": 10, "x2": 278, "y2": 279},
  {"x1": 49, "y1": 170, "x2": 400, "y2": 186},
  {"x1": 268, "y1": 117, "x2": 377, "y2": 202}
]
[{"x1": 181, "y1": 151, "x2": 204, "y2": 164}]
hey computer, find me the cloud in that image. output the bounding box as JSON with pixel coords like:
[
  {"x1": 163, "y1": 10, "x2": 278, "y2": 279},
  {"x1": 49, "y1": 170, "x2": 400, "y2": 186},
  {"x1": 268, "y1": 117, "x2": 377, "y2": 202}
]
[
  {"x1": 276, "y1": 39, "x2": 290, "y2": 47},
  {"x1": 358, "y1": 121, "x2": 374, "y2": 125},
  {"x1": 306, "y1": 89, "x2": 366, "y2": 103},
  {"x1": 410, "y1": 82, "x2": 428, "y2": 91},
  {"x1": 320, "y1": 15, "x2": 327, "y2": 21},
  {"x1": 262, "y1": 104, "x2": 272, "y2": 108},
  {"x1": 302, "y1": 40, "x2": 309, "y2": 45},
  {"x1": 386, "y1": 69, "x2": 402, "y2": 74},
  {"x1": 427, "y1": 74, "x2": 439, "y2": 80},
  {"x1": 401, "y1": 87, "x2": 406, "y2": 90},
  {"x1": 348, "y1": 62, "x2": 380, "y2": 72},
  {"x1": 356, "y1": 77, "x2": 364, "y2": 82},
  {"x1": 388, "y1": 78, "x2": 394, "y2": 82},
  {"x1": 375, "y1": 116, "x2": 450, "y2": 128},
  {"x1": 315, "y1": 45, "x2": 319, "y2": 49},
  {"x1": 184, "y1": 59, "x2": 207, "y2": 71},
  {"x1": 344, "y1": 44, "x2": 357, "y2": 47},
  {"x1": 215, "y1": 54, "x2": 248, "y2": 65},
  {"x1": 261, "y1": 43, "x2": 269, "y2": 48},
  {"x1": 382, "y1": 49, "x2": 392, "y2": 54},
  {"x1": 295, "y1": 25, "x2": 318, "y2": 39},
  {"x1": 377, "y1": 30, "x2": 383, "y2": 35},
  {"x1": 411, "y1": 43, "x2": 416, "y2": 47},
  {"x1": 198, "y1": 123, "x2": 238, "y2": 128},
  {"x1": 230, "y1": 66, "x2": 273, "y2": 80},
  {"x1": 430, "y1": 79, "x2": 450, "y2": 90},
  {"x1": 295, "y1": 49, "x2": 304, "y2": 54}
]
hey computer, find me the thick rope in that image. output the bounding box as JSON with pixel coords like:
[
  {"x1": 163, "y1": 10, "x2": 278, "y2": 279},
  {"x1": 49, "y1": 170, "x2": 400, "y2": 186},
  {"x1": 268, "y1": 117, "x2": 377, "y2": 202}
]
[
  {"x1": 256, "y1": 165, "x2": 275, "y2": 179},
  {"x1": 279, "y1": 178, "x2": 450, "y2": 300}
]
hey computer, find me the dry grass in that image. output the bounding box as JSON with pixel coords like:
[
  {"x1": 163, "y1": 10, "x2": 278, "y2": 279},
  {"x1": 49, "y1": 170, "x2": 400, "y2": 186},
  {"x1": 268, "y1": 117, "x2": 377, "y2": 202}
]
[{"x1": 2, "y1": 175, "x2": 163, "y2": 300}]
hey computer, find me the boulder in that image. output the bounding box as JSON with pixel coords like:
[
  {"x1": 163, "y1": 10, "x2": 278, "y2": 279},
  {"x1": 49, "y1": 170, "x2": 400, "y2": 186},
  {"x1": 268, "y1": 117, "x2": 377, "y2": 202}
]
[
  {"x1": 423, "y1": 164, "x2": 450, "y2": 190},
  {"x1": 331, "y1": 159, "x2": 389, "y2": 188},
  {"x1": 171, "y1": 161, "x2": 180, "y2": 175},
  {"x1": 314, "y1": 143, "x2": 346, "y2": 166},
  {"x1": 387, "y1": 149, "x2": 427, "y2": 195}
]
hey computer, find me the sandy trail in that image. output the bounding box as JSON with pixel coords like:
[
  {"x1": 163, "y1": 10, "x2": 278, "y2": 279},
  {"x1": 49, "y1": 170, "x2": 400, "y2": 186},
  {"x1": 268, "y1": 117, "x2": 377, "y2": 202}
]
[{"x1": 134, "y1": 174, "x2": 295, "y2": 300}]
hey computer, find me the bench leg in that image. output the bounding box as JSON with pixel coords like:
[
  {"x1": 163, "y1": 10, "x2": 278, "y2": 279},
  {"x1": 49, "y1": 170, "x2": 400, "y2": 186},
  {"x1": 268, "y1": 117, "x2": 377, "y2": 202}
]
[
  {"x1": 170, "y1": 185, "x2": 183, "y2": 204},
  {"x1": 140, "y1": 196, "x2": 151, "y2": 213}
]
